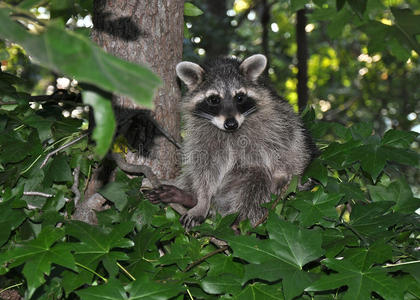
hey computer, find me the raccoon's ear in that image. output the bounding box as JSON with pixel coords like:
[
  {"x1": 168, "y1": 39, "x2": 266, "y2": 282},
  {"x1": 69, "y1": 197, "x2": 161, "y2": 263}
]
[
  {"x1": 176, "y1": 61, "x2": 204, "y2": 89},
  {"x1": 240, "y1": 54, "x2": 267, "y2": 81}
]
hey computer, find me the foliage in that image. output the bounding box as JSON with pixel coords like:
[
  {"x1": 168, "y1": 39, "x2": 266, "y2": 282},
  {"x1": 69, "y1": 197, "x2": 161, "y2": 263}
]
[
  {"x1": 1, "y1": 96, "x2": 420, "y2": 299},
  {"x1": 1, "y1": 0, "x2": 420, "y2": 299}
]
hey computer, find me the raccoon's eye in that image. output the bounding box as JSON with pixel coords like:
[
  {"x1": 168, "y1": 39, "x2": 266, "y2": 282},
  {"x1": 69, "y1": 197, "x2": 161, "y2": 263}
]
[
  {"x1": 206, "y1": 95, "x2": 221, "y2": 106},
  {"x1": 234, "y1": 93, "x2": 247, "y2": 104}
]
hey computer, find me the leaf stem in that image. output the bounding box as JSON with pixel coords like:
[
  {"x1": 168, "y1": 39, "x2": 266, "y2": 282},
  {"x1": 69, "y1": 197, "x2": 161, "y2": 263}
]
[
  {"x1": 117, "y1": 262, "x2": 136, "y2": 281},
  {"x1": 383, "y1": 260, "x2": 420, "y2": 268},
  {"x1": 183, "y1": 246, "x2": 229, "y2": 272},
  {"x1": 0, "y1": 282, "x2": 23, "y2": 294},
  {"x1": 185, "y1": 285, "x2": 194, "y2": 300},
  {"x1": 75, "y1": 262, "x2": 108, "y2": 283}
]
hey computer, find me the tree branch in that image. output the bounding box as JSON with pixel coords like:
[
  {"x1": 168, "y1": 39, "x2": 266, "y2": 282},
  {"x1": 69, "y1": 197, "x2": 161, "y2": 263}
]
[{"x1": 40, "y1": 133, "x2": 89, "y2": 168}]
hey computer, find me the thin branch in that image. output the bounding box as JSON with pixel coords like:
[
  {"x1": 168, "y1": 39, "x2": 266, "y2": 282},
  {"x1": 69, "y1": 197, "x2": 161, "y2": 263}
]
[
  {"x1": 183, "y1": 246, "x2": 229, "y2": 272},
  {"x1": 23, "y1": 191, "x2": 70, "y2": 202},
  {"x1": 72, "y1": 166, "x2": 81, "y2": 206},
  {"x1": 253, "y1": 195, "x2": 282, "y2": 227},
  {"x1": 0, "y1": 100, "x2": 19, "y2": 106},
  {"x1": 41, "y1": 133, "x2": 89, "y2": 168}
]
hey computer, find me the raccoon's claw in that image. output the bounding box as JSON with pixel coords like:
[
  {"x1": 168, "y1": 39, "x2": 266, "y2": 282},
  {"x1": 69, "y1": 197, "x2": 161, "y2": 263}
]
[
  {"x1": 180, "y1": 213, "x2": 204, "y2": 229},
  {"x1": 144, "y1": 185, "x2": 197, "y2": 208}
]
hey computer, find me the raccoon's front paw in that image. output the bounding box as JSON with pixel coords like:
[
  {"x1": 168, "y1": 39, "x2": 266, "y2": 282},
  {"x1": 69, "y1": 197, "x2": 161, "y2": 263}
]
[
  {"x1": 180, "y1": 210, "x2": 205, "y2": 229},
  {"x1": 145, "y1": 185, "x2": 196, "y2": 208}
]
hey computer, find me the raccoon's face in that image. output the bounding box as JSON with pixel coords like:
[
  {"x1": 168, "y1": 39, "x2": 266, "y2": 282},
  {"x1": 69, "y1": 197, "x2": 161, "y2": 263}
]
[{"x1": 176, "y1": 54, "x2": 267, "y2": 132}]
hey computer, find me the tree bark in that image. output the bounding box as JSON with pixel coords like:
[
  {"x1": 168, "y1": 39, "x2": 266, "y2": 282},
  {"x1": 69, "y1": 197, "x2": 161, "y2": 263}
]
[
  {"x1": 91, "y1": 0, "x2": 183, "y2": 179},
  {"x1": 76, "y1": 0, "x2": 183, "y2": 221},
  {"x1": 296, "y1": 8, "x2": 308, "y2": 112}
]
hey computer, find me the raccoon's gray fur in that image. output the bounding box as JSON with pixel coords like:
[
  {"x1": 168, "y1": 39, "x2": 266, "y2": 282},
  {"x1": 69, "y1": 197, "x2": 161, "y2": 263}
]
[{"x1": 151, "y1": 54, "x2": 315, "y2": 228}]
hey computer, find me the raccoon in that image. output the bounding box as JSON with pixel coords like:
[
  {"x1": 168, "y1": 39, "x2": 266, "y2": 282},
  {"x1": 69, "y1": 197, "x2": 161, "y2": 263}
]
[{"x1": 147, "y1": 54, "x2": 316, "y2": 228}]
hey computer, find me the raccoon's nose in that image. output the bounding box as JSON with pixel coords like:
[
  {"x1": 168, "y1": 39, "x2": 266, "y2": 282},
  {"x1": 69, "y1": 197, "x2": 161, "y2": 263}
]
[{"x1": 224, "y1": 118, "x2": 238, "y2": 131}]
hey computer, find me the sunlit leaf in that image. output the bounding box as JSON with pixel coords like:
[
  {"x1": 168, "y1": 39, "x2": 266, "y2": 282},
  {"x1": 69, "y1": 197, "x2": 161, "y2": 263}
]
[
  {"x1": 0, "y1": 6, "x2": 160, "y2": 108},
  {"x1": 82, "y1": 91, "x2": 116, "y2": 158}
]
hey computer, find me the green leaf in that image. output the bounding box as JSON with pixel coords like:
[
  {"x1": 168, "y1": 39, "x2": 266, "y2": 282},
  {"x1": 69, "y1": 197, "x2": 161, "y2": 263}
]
[
  {"x1": 234, "y1": 283, "x2": 284, "y2": 300},
  {"x1": 0, "y1": 193, "x2": 26, "y2": 246},
  {"x1": 291, "y1": 188, "x2": 342, "y2": 227},
  {"x1": 225, "y1": 216, "x2": 324, "y2": 300},
  {"x1": 82, "y1": 91, "x2": 116, "y2": 158},
  {"x1": 184, "y1": 2, "x2": 203, "y2": 16},
  {"x1": 302, "y1": 158, "x2": 328, "y2": 186},
  {"x1": 0, "y1": 226, "x2": 76, "y2": 298},
  {"x1": 201, "y1": 274, "x2": 243, "y2": 295},
  {"x1": 290, "y1": 0, "x2": 308, "y2": 12},
  {"x1": 76, "y1": 279, "x2": 128, "y2": 300},
  {"x1": 348, "y1": 144, "x2": 386, "y2": 182},
  {"x1": 336, "y1": 0, "x2": 346, "y2": 11},
  {"x1": 347, "y1": 0, "x2": 366, "y2": 16},
  {"x1": 125, "y1": 276, "x2": 185, "y2": 299},
  {"x1": 391, "y1": 8, "x2": 420, "y2": 54},
  {"x1": 381, "y1": 129, "x2": 418, "y2": 148},
  {"x1": 349, "y1": 202, "x2": 401, "y2": 241},
  {"x1": 0, "y1": 7, "x2": 160, "y2": 108},
  {"x1": 99, "y1": 181, "x2": 129, "y2": 211},
  {"x1": 0, "y1": 132, "x2": 42, "y2": 164},
  {"x1": 306, "y1": 258, "x2": 403, "y2": 300},
  {"x1": 66, "y1": 221, "x2": 134, "y2": 277},
  {"x1": 43, "y1": 154, "x2": 73, "y2": 185}
]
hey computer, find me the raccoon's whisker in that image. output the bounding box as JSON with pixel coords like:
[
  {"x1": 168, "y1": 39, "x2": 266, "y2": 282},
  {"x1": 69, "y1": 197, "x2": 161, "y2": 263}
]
[
  {"x1": 193, "y1": 112, "x2": 213, "y2": 120},
  {"x1": 243, "y1": 107, "x2": 257, "y2": 117}
]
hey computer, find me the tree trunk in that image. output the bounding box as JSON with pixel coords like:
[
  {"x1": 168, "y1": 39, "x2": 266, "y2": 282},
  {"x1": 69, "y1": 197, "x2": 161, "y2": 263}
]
[
  {"x1": 76, "y1": 0, "x2": 183, "y2": 220},
  {"x1": 91, "y1": 0, "x2": 182, "y2": 179},
  {"x1": 296, "y1": 9, "x2": 308, "y2": 112}
]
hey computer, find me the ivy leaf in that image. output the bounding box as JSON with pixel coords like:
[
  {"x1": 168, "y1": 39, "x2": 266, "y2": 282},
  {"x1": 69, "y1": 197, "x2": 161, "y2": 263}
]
[
  {"x1": 291, "y1": 188, "x2": 342, "y2": 227},
  {"x1": 306, "y1": 257, "x2": 403, "y2": 300},
  {"x1": 82, "y1": 91, "x2": 116, "y2": 158},
  {"x1": 0, "y1": 226, "x2": 76, "y2": 298},
  {"x1": 225, "y1": 216, "x2": 324, "y2": 300},
  {"x1": 184, "y1": 2, "x2": 203, "y2": 16},
  {"x1": 0, "y1": 7, "x2": 160, "y2": 108}
]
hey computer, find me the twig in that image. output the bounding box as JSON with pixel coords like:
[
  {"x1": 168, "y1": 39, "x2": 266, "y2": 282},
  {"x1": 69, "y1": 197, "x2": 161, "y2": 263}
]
[
  {"x1": 40, "y1": 133, "x2": 89, "y2": 168},
  {"x1": 183, "y1": 246, "x2": 229, "y2": 272},
  {"x1": 253, "y1": 195, "x2": 282, "y2": 227},
  {"x1": 23, "y1": 191, "x2": 70, "y2": 202},
  {"x1": 383, "y1": 260, "x2": 420, "y2": 268},
  {"x1": 0, "y1": 100, "x2": 19, "y2": 106},
  {"x1": 72, "y1": 166, "x2": 81, "y2": 206}
]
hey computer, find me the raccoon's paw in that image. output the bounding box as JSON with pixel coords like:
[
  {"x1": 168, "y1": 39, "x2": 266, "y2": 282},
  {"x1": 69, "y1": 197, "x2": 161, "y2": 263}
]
[
  {"x1": 145, "y1": 185, "x2": 196, "y2": 208},
  {"x1": 180, "y1": 210, "x2": 205, "y2": 229}
]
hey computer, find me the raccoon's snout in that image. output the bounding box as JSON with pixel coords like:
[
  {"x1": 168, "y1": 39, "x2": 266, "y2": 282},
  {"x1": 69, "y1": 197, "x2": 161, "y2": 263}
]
[{"x1": 224, "y1": 118, "x2": 238, "y2": 131}]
